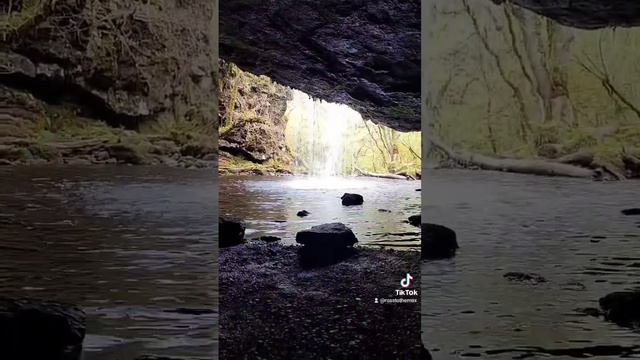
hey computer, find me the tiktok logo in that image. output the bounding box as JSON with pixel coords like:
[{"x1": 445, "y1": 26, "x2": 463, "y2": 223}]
[{"x1": 400, "y1": 273, "x2": 413, "y2": 288}]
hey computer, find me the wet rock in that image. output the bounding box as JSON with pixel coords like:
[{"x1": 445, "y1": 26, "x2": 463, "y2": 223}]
[
  {"x1": 621, "y1": 208, "x2": 640, "y2": 216},
  {"x1": 296, "y1": 223, "x2": 358, "y2": 267},
  {"x1": 421, "y1": 223, "x2": 458, "y2": 259},
  {"x1": 378, "y1": 209, "x2": 392, "y2": 213},
  {"x1": 163, "y1": 308, "x2": 215, "y2": 315},
  {"x1": 106, "y1": 144, "x2": 146, "y2": 165},
  {"x1": 599, "y1": 291, "x2": 640, "y2": 328},
  {"x1": 259, "y1": 236, "x2": 281, "y2": 243},
  {"x1": 0, "y1": 297, "x2": 85, "y2": 360},
  {"x1": 219, "y1": 217, "x2": 246, "y2": 248},
  {"x1": 341, "y1": 193, "x2": 364, "y2": 206},
  {"x1": 504, "y1": 272, "x2": 547, "y2": 284},
  {"x1": 297, "y1": 210, "x2": 310, "y2": 217},
  {"x1": 408, "y1": 214, "x2": 421, "y2": 227}
]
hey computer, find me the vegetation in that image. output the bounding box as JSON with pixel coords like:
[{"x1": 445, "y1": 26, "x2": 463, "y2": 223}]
[
  {"x1": 285, "y1": 90, "x2": 421, "y2": 177},
  {"x1": 424, "y1": 0, "x2": 640, "y2": 173}
]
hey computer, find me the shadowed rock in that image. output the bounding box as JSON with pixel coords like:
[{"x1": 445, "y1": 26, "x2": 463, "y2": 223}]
[
  {"x1": 296, "y1": 223, "x2": 358, "y2": 267},
  {"x1": 297, "y1": 210, "x2": 310, "y2": 217},
  {"x1": 219, "y1": 217, "x2": 246, "y2": 248},
  {"x1": 421, "y1": 223, "x2": 458, "y2": 259},
  {"x1": 0, "y1": 297, "x2": 85, "y2": 360},
  {"x1": 622, "y1": 208, "x2": 640, "y2": 216},
  {"x1": 599, "y1": 291, "x2": 640, "y2": 328},
  {"x1": 341, "y1": 193, "x2": 364, "y2": 206},
  {"x1": 259, "y1": 235, "x2": 281, "y2": 243},
  {"x1": 408, "y1": 214, "x2": 421, "y2": 227},
  {"x1": 504, "y1": 272, "x2": 547, "y2": 285}
]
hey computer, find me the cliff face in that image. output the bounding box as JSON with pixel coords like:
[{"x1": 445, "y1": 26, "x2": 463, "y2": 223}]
[
  {"x1": 220, "y1": 0, "x2": 421, "y2": 132},
  {"x1": 1, "y1": 0, "x2": 216, "y2": 132},
  {"x1": 218, "y1": 62, "x2": 293, "y2": 173}
]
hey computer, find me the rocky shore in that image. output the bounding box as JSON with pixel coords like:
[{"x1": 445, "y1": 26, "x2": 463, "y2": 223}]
[{"x1": 219, "y1": 241, "x2": 423, "y2": 359}]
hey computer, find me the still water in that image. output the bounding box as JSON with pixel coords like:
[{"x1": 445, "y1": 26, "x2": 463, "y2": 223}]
[
  {"x1": 219, "y1": 175, "x2": 421, "y2": 248},
  {"x1": 0, "y1": 166, "x2": 217, "y2": 359},
  {"x1": 422, "y1": 169, "x2": 640, "y2": 359}
]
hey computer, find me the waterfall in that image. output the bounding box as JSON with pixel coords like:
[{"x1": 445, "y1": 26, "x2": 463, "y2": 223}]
[{"x1": 286, "y1": 90, "x2": 360, "y2": 176}]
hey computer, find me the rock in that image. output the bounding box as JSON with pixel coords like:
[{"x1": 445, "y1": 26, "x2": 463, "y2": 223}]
[
  {"x1": 498, "y1": 0, "x2": 640, "y2": 29},
  {"x1": 107, "y1": 144, "x2": 146, "y2": 165},
  {"x1": 220, "y1": 0, "x2": 420, "y2": 131},
  {"x1": 378, "y1": 209, "x2": 392, "y2": 213},
  {"x1": 163, "y1": 308, "x2": 215, "y2": 315},
  {"x1": 599, "y1": 291, "x2": 640, "y2": 328},
  {"x1": 421, "y1": 342, "x2": 433, "y2": 360},
  {"x1": 504, "y1": 272, "x2": 547, "y2": 284},
  {"x1": 297, "y1": 210, "x2": 310, "y2": 217},
  {"x1": 408, "y1": 214, "x2": 421, "y2": 227},
  {"x1": 259, "y1": 236, "x2": 281, "y2": 243},
  {"x1": 3, "y1": 1, "x2": 216, "y2": 132},
  {"x1": 296, "y1": 223, "x2": 358, "y2": 267},
  {"x1": 219, "y1": 217, "x2": 246, "y2": 248},
  {"x1": 341, "y1": 193, "x2": 364, "y2": 206},
  {"x1": 421, "y1": 223, "x2": 458, "y2": 259},
  {"x1": 64, "y1": 157, "x2": 92, "y2": 166},
  {"x1": 0, "y1": 297, "x2": 85, "y2": 360},
  {"x1": 92, "y1": 150, "x2": 110, "y2": 162},
  {"x1": 296, "y1": 223, "x2": 358, "y2": 248},
  {"x1": 622, "y1": 208, "x2": 640, "y2": 216}
]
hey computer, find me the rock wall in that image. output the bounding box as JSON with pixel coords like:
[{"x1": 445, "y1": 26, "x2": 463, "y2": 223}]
[
  {"x1": 218, "y1": 61, "x2": 293, "y2": 171},
  {"x1": 220, "y1": 0, "x2": 421, "y2": 132},
  {"x1": 1, "y1": 0, "x2": 216, "y2": 132},
  {"x1": 494, "y1": 0, "x2": 640, "y2": 29}
]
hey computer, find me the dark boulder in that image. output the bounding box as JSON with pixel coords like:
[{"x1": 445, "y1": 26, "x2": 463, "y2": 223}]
[
  {"x1": 504, "y1": 272, "x2": 547, "y2": 285},
  {"x1": 0, "y1": 297, "x2": 85, "y2": 360},
  {"x1": 621, "y1": 208, "x2": 640, "y2": 216},
  {"x1": 296, "y1": 223, "x2": 358, "y2": 267},
  {"x1": 219, "y1": 217, "x2": 246, "y2": 248},
  {"x1": 421, "y1": 223, "x2": 458, "y2": 259},
  {"x1": 408, "y1": 214, "x2": 421, "y2": 227},
  {"x1": 599, "y1": 291, "x2": 640, "y2": 328},
  {"x1": 421, "y1": 342, "x2": 433, "y2": 360},
  {"x1": 341, "y1": 193, "x2": 364, "y2": 206},
  {"x1": 259, "y1": 235, "x2": 281, "y2": 243},
  {"x1": 297, "y1": 210, "x2": 310, "y2": 217}
]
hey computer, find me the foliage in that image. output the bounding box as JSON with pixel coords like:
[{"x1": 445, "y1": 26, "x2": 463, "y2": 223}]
[{"x1": 424, "y1": 0, "x2": 640, "y2": 167}]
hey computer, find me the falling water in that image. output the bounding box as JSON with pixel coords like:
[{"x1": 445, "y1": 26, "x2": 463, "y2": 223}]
[{"x1": 286, "y1": 90, "x2": 362, "y2": 176}]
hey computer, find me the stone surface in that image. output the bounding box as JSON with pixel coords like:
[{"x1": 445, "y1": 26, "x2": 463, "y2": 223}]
[
  {"x1": 599, "y1": 291, "x2": 640, "y2": 328},
  {"x1": 341, "y1": 193, "x2": 364, "y2": 206},
  {"x1": 421, "y1": 223, "x2": 458, "y2": 259},
  {"x1": 296, "y1": 223, "x2": 358, "y2": 248},
  {"x1": 219, "y1": 217, "x2": 246, "y2": 248},
  {"x1": 220, "y1": 0, "x2": 420, "y2": 131},
  {"x1": 0, "y1": 297, "x2": 86, "y2": 360},
  {"x1": 495, "y1": 0, "x2": 640, "y2": 29},
  {"x1": 2, "y1": 0, "x2": 215, "y2": 130}
]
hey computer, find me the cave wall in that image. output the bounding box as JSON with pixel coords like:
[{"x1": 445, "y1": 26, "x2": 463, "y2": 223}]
[
  {"x1": 219, "y1": 0, "x2": 421, "y2": 132},
  {"x1": 494, "y1": 0, "x2": 640, "y2": 29},
  {"x1": 0, "y1": 0, "x2": 216, "y2": 133},
  {"x1": 218, "y1": 61, "x2": 293, "y2": 166}
]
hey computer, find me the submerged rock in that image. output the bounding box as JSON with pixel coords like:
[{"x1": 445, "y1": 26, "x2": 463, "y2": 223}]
[
  {"x1": 421, "y1": 223, "x2": 458, "y2": 259},
  {"x1": 296, "y1": 223, "x2": 358, "y2": 267},
  {"x1": 341, "y1": 193, "x2": 364, "y2": 206},
  {"x1": 0, "y1": 297, "x2": 85, "y2": 360},
  {"x1": 504, "y1": 272, "x2": 547, "y2": 285},
  {"x1": 408, "y1": 214, "x2": 421, "y2": 227},
  {"x1": 599, "y1": 291, "x2": 640, "y2": 328},
  {"x1": 259, "y1": 236, "x2": 281, "y2": 243},
  {"x1": 297, "y1": 210, "x2": 310, "y2": 217},
  {"x1": 219, "y1": 217, "x2": 246, "y2": 248},
  {"x1": 621, "y1": 208, "x2": 640, "y2": 216}
]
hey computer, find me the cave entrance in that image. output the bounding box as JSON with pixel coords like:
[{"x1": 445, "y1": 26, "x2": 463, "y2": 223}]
[{"x1": 284, "y1": 89, "x2": 421, "y2": 179}]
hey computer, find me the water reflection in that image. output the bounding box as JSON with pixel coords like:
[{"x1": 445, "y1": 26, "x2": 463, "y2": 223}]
[
  {"x1": 220, "y1": 175, "x2": 420, "y2": 248},
  {"x1": 0, "y1": 166, "x2": 217, "y2": 359},
  {"x1": 422, "y1": 170, "x2": 640, "y2": 359}
]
